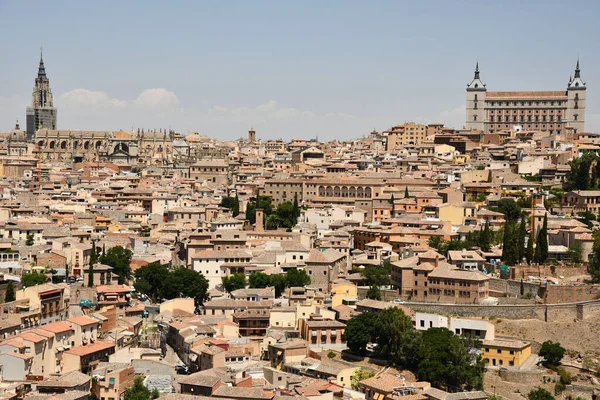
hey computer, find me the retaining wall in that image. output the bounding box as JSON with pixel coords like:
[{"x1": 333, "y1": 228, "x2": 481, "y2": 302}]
[{"x1": 403, "y1": 299, "x2": 600, "y2": 321}]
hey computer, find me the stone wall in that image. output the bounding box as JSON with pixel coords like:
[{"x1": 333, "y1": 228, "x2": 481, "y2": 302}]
[
  {"x1": 357, "y1": 287, "x2": 401, "y2": 302},
  {"x1": 403, "y1": 299, "x2": 600, "y2": 322},
  {"x1": 498, "y1": 368, "x2": 547, "y2": 386},
  {"x1": 488, "y1": 278, "x2": 540, "y2": 298}
]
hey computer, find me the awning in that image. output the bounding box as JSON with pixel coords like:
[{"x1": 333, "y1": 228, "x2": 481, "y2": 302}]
[
  {"x1": 277, "y1": 351, "x2": 283, "y2": 355},
  {"x1": 311, "y1": 331, "x2": 317, "y2": 336},
  {"x1": 189, "y1": 354, "x2": 198, "y2": 361}
]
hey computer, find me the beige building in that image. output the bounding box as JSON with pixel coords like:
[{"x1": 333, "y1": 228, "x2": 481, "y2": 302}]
[
  {"x1": 466, "y1": 61, "x2": 586, "y2": 134},
  {"x1": 385, "y1": 122, "x2": 428, "y2": 149}
]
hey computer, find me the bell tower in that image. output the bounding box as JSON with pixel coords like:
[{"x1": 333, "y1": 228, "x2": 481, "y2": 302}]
[
  {"x1": 465, "y1": 62, "x2": 487, "y2": 132},
  {"x1": 566, "y1": 59, "x2": 586, "y2": 134}
]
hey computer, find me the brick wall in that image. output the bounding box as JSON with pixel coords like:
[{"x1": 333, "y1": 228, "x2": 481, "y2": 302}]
[{"x1": 544, "y1": 284, "x2": 600, "y2": 304}]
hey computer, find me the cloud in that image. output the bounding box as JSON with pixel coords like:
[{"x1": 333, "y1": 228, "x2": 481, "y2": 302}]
[
  {"x1": 134, "y1": 88, "x2": 179, "y2": 109},
  {"x1": 60, "y1": 89, "x2": 127, "y2": 108},
  {"x1": 208, "y1": 100, "x2": 318, "y2": 124}
]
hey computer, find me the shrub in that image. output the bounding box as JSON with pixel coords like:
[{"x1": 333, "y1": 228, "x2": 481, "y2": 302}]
[{"x1": 327, "y1": 351, "x2": 336, "y2": 359}]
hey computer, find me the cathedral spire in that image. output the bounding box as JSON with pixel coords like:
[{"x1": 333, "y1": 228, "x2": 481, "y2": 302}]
[
  {"x1": 474, "y1": 61, "x2": 480, "y2": 79},
  {"x1": 574, "y1": 58, "x2": 581, "y2": 78},
  {"x1": 37, "y1": 48, "x2": 47, "y2": 79}
]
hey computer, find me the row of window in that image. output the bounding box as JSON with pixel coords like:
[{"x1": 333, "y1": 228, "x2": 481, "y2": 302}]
[{"x1": 487, "y1": 100, "x2": 566, "y2": 107}]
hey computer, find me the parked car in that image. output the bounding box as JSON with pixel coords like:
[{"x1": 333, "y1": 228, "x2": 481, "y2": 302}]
[{"x1": 175, "y1": 365, "x2": 190, "y2": 375}]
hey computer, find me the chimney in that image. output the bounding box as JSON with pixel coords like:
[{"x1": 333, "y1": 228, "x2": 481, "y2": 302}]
[{"x1": 255, "y1": 209, "x2": 264, "y2": 232}]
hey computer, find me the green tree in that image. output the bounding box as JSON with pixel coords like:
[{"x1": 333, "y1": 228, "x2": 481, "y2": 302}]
[
  {"x1": 4, "y1": 281, "x2": 15, "y2": 302},
  {"x1": 492, "y1": 198, "x2": 522, "y2": 222},
  {"x1": 428, "y1": 236, "x2": 443, "y2": 251},
  {"x1": 588, "y1": 231, "x2": 600, "y2": 283},
  {"x1": 266, "y1": 214, "x2": 281, "y2": 229},
  {"x1": 539, "y1": 341, "x2": 565, "y2": 368},
  {"x1": 366, "y1": 285, "x2": 381, "y2": 300},
  {"x1": 293, "y1": 193, "x2": 300, "y2": 220},
  {"x1": 25, "y1": 233, "x2": 34, "y2": 246},
  {"x1": 232, "y1": 194, "x2": 240, "y2": 217},
  {"x1": 285, "y1": 268, "x2": 310, "y2": 287},
  {"x1": 269, "y1": 274, "x2": 287, "y2": 297},
  {"x1": 534, "y1": 214, "x2": 548, "y2": 264},
  {"x1": 245, "y1": 201, "x2": 255, "y2": 224},
  {"x1": 527, "y1": 227, "x2": 535, "y2": 264},
  {"x1": 417, "y1": 328, "x2": 484, "y2": 391},
  {"x1": 134, "y1": 262, "x2": 170, "y2": 301},
  {"x1": 569, "y1": 241, "x2": 584, "y2": 263},
  {"x1": 170, "y1": 267, "x2": 209, "y2": 306},
  {"x1": 577, "y1": 210, "x2": 596, "y2": 229},
  {"x1": 361, "y1": 262, "x2": 391, "y2": 287},
  {"x1": 566, "y1": 151, "x2": 596, "y2": 191},
  {"x1": 249, "y1": 272, "x2": 271, "y2": 288},
  {"x1": 478, "y1": 221, "x2": 492, "y2": 252},
  {"x1": 100, "y1": 246, "x2": 133, "y2": 284},
  {"x1": 376, "y1": 307, "x2": 422, "y2": 370},
  {"x1": 21, "y1": 272, "x2": 48, "y2": 288},
  {"x1": 88, "y1": 241, "x2": 96, "y2": 288},
  {"x1": 124, "y1": 376, "x2": 156, "y2": 400},
  {"x1": 220, "y1": 196, "x2": 235, "y2": 210},
  {"x1": 527, "y1": 387, "x2": 555, "y2": 400},
  {"x1": 222, "y1": 273, "x2": 246, "y2": 293},
  {"x1": 502, "y1": 221, "x2": 519, "y2": 265},
  {"x1": 517, "y1": 217, "x2": 527, "y2": 262},
  {"x1": 274, "y1": 201, "x2": 297, "y2": 228},
  {"x1": 345, "y1": 312, "x2": 378, "y2": 353},
  {"x1": 404, "y1": 186, "x2": 410, "y2": 198},
  {"x1": 351, "y1": 368, "x2": 377, "y2": 391}
]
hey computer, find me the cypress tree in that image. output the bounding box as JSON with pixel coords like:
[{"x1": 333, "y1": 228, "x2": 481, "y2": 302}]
[
  {"x1": 502, "y1": 221, "x2": 518, "y2": 265},
  {"x1": 517, "y1": 217, "x2": 527, "y2": 263},
  {"x1": 4, "y1": 281, "x2": 15, "y2": 303},
  {"x1": 535, "y1": 214, "x2": 549, "y2": 264},
  {"x1": 404, "y1": 187, "x2": 410, "y2": 198},
  {"x1": 526, "y1": 227, "x2": 535, "y2": 264},
  {"x1": 232, "y1": 194, "x2": 240, "y2": 217},
  {"x1": 293, "y1": 193, "x2": 300, "y2": 220},
  {"x1": 479, "y1": 220, "x2": 491, "y2": 251},
  {"x1": 88, "y1": 241, "x2": 96, "y2": 287}
]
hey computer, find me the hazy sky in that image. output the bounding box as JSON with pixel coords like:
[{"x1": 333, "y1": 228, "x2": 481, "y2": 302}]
[{"x1": 1, "y1": 1, "x2": 599, "y2": 141}]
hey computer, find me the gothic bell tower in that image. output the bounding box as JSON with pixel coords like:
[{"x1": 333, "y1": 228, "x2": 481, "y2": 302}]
[{"x1": 26, "y1": 50, "x2": 57, "y2": 140}]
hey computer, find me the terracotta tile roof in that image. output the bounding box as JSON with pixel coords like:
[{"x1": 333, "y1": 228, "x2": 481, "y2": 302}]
[
  {"x1": 64, "y1": 341, "x2": 115, "y2": 357},
  {"x1": 67, "y1": 316, "x2": 98, "y2": 326},
  {"x1": 39, "y1": 321, "x2": 73, "y2": 334}
]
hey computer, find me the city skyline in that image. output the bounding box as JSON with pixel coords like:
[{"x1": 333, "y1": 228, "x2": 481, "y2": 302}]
[{"x1": 1, "y1": 1, "x2": 600, "y2": 140}]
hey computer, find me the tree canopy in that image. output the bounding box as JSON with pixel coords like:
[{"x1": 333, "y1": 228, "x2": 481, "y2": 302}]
[
  {"x1": 222, "y1": 273, "x2": 247, "y2": 293},
  {"x1": 124, "y1": 376, "x2": 159, "y2": 400},
  {"x1": 100, "y1": 246, "x2": 133, "y2": 284},
  {"x1": 344, "y1": 308, "x2": 483, "y2": 391},
  {"x1": 134, "y1": 263, "x2": 208, "y2": 306},
  {"x1": 366, "y1": 285, "x2": 381, "y2": 300},
  {"x1": 248, "y1": 272, "x2": 271, "y2": 288},
  {"x1": 4, "y1": 281, "x2": 15, "y2": 302},
  {"x1": 21, "y1": 272, "x2": 48, "y2": 288},
  {"x1": 527, "y1": 388, "x2": 555, "y2": 400},
  {"x1": 418, "y1": 328, "x2": 484, "y2": 391},
  {"x1": 539, "y1": 341, "x2": 565, "y2": 368},
  {"x1": 285, "y1": 268, "x2": 310, "y2": 287}
]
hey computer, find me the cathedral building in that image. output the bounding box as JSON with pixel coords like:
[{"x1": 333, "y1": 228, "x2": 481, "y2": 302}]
[
  {"x1": 465, "y1": 61, "x2": 586, "y2": 134},
  {"x1": 26, "y1": 52, "x2": 57, "y2": 140}
]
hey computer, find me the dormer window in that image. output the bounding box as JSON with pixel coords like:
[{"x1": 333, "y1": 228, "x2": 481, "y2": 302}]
[{"x1": 474, "y1": 83, "x2": 479, "y2": 88}]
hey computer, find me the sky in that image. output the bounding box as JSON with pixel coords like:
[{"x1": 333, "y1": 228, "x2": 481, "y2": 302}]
[{"x1": 1, "y1": 1, "x2": 600, "y2": 141}]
